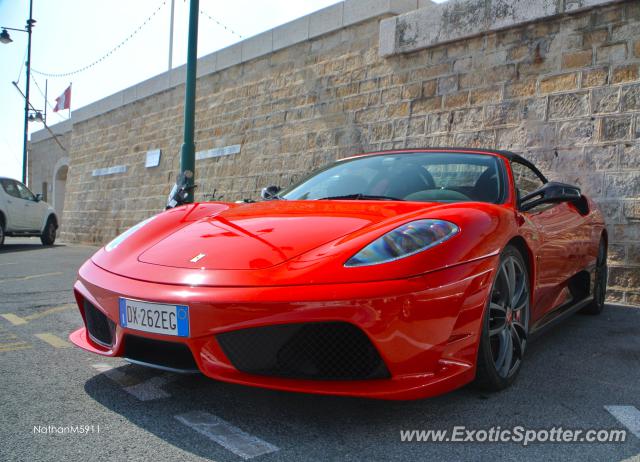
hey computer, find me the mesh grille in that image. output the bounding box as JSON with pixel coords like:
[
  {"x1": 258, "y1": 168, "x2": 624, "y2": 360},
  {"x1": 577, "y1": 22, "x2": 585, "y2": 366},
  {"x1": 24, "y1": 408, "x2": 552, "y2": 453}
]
[
  {"x1": 124, "y1": 335, "x2": 199, "y2": 372},
  {"x1": 216, "y1": 322, "x2": 389, "y2": 380},
  {"x1": 84, "y1": 300, "x2": 115, "y2": 347}
]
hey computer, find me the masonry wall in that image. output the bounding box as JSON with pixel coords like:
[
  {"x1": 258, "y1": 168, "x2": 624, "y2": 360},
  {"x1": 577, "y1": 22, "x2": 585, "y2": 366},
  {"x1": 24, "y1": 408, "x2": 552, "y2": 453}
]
[
  {"x1": 33, "y1": 0, "x2": 639, "y2": 304},
  {"x1": 28, "y1": 125, "x2": 70, "y2": 215}
]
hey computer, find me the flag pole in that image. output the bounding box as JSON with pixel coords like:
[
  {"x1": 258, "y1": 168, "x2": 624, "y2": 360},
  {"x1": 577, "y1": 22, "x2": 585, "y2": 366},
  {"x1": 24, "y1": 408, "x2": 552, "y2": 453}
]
[
  {"x1": 168, "y1": 0, "x2": 175, "y2": 71},
  {"x1": 44, "y1": 79, "x2": 47, "y2": 124},
  {"x1": 68, "y1": 82, "x2": 71, "y2": 119}
]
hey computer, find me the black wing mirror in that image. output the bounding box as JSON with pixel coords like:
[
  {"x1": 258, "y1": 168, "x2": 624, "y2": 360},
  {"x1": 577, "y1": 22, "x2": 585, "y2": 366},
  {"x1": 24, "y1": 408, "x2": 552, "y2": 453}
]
[
  {"x1": 261, "y1": 185, "x2": 282, "y2": 200},
  {"x1": 519, "y1": 181, "x2": 582, "y2": 212},
  {"x1": 166, "y1": 172, "x2": 197, "y2": 209},
  {"x1": 34, "y1": 193, "x2": 42, "y2": 202}
]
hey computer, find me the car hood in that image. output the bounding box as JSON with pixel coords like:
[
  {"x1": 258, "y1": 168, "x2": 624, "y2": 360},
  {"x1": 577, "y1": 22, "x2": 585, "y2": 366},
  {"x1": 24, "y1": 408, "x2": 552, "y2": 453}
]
[
  {"x1": 138, "y1": 200, "x2": 430, "y2": 270},
  {"x1": 91, "y1": 200, "x2": 509, "y2": 286}
]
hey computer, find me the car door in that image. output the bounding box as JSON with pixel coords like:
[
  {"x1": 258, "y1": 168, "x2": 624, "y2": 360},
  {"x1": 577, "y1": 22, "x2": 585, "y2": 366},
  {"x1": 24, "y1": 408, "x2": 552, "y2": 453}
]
[
  {"x1": 0, "y1": 179, "x2": 27, "y2": 230},
  {"x1": 14, "y1": 181, "x2": 43, "y2": 230},
  {"x1": 511, "y1": 161, "x2": 587, "y2": 319}
]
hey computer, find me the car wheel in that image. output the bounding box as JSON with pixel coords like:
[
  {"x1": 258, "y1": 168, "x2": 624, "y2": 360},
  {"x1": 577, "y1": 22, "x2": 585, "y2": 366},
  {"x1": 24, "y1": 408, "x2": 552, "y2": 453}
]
[
  {"x1": 0, "y1": 220, "x2": 4, "y2": 247},
  {"x1": 580, "y1": 237, "x2": 607, "y2": 315},
  {"x1": 475, "y1": 246, "x2": 530, "y2": 392},
  {"x1": 40, "y1": 218, "x2": 56, "y2": 246}
]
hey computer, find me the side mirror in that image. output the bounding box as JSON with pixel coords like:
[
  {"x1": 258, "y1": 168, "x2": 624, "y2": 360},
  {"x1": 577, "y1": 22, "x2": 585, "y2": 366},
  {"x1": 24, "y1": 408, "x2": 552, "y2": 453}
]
[
  {"x1": 35, "y1": 193, "x2": 42, "y2": 202},
  {"x1": 261, "y1": 185, "x2": 281, "y2": 200},
  {"x1": 519, "y1": 181, "x2": 582, "y2": 212},
  {"x1": 166, "y1": 172, "x2": 197, "y2": 209}
]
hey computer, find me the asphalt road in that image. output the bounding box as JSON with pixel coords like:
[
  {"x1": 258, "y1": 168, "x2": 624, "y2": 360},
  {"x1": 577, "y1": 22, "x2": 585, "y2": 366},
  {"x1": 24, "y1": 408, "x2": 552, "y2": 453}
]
[{"x1": 1, "y1": 237, "x2": 639, "y2": 462}]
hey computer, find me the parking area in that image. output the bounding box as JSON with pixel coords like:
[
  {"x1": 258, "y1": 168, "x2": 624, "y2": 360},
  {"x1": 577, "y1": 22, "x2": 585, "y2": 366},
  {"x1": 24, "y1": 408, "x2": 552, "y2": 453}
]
[{"x1": 1, "y1": 238, "x2": 639, "y2": 461}]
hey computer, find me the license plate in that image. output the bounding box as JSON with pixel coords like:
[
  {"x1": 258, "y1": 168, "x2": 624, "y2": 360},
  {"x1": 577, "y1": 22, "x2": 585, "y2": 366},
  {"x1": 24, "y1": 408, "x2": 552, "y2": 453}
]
[{"x1": 118, "y1": 298, "x2": 189, "y2": 337}]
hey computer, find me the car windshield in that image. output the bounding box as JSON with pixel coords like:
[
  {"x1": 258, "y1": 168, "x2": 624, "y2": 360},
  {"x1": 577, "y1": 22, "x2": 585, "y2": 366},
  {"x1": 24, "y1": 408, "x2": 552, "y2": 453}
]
[{"x1": 281, "y1": 152, "x2": 503, "y2": 203}]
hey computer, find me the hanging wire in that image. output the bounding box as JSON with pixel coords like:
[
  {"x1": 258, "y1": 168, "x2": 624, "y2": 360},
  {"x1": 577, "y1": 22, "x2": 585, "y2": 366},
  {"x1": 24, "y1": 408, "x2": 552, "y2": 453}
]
[
  {"x1": 31, "y1": 75, "x2": 68, "y2": 121},
  {"x1": 199, "y1": 9, "x2": 243, "y2": 39},
  {"x1": 31, "y1": 0, "x2": 167, "y2": 78},
  {"x1": 15, "y1": 45, "x2": 28, "y2": 84}
]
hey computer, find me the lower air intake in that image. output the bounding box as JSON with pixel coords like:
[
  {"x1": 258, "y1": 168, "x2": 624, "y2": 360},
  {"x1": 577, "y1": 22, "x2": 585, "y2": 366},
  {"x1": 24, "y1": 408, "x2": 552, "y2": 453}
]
[
  {"x1": 124, "y1": 335, "x2": 199, "y2": 373},
  {"x1": 216, "y1": 322, "x2": 389, "y2": 380},
  {"x1": 84, "y1": 300, "x2": 115, "y2": 347}
]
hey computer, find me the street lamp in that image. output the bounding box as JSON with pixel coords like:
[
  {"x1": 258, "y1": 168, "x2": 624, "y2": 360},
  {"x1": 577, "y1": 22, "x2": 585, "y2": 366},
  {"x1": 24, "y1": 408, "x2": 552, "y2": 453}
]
[
  {"x1": 0, "y1": 29, "x2": 13, "y2": 44},
  {"x1": 2, "y1": 0, "x2": 35, "y2": 185}
]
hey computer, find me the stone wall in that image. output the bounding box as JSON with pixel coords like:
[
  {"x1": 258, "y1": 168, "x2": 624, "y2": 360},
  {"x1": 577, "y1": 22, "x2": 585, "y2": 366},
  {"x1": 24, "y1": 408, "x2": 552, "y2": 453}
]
[
  {"x1": 30, "y1": 0, "x2": 640, "y2": 304},
  {"x1": 28, "y1": 120, "x2": 71, "y2": 218}
]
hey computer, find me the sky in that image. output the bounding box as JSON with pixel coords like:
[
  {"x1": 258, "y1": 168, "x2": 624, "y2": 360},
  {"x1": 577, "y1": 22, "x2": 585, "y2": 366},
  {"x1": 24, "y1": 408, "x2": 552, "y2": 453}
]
[{"x1": 0, "y1": 0, "x2": 446, "y2": 182}]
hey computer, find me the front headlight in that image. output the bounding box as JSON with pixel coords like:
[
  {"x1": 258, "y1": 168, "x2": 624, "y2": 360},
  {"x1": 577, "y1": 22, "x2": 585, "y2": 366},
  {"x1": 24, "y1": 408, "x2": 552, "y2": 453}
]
[
  {"x1": 105, "y1": 215, "x2": 156, "y2": 252},
  {"x1": 344, "y1": 219, "x2": 459, "y2": 267}
]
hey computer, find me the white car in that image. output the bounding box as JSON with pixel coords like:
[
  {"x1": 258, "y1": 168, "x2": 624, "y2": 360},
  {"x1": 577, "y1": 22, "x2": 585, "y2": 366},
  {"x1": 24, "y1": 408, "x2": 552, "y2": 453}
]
[{"x1": 0, "y1": 177, "x2": 58, "y2": 246}]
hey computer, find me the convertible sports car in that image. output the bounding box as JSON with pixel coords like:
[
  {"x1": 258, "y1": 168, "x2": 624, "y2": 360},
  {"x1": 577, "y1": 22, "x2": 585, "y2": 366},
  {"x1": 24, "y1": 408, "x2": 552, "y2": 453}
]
[{"x1": 70, "y1": 148, "x2": 607, "y2": 400}]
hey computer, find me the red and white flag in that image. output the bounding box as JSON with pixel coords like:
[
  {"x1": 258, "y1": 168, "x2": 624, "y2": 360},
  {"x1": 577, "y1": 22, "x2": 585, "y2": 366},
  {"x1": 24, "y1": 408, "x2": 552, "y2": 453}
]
[{"x1": 53, "y1": 85, "x2": 71, "y2": 112}]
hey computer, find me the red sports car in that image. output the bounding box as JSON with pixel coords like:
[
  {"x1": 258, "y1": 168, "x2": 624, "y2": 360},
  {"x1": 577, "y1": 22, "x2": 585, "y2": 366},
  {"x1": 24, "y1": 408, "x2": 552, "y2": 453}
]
[{"x1": 70, "y1": 149, "x2": 607, "y2": 400}]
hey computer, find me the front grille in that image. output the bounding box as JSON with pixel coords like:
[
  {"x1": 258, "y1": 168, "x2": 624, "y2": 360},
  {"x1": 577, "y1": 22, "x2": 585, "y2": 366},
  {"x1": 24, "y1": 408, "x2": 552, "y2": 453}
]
[
  {"x1": 84, "y1": 300, "x2": 115, "y2": 347},
  {"x1": 124, "y1": 335, "x2": 199, "y2": 372},
  {"x1": 216, "y1": 322, "x2": 389, "y2": 380}
]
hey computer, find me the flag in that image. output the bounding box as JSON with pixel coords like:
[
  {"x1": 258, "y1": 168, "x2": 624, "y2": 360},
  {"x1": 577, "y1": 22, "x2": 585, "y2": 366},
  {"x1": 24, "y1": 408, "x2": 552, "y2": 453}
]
[{"x1": 53, "y1": 85, "x2": 71, "y2": 112}]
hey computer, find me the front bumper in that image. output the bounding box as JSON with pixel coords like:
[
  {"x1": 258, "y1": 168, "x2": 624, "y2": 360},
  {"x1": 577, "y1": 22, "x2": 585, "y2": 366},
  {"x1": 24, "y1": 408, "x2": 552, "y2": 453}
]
[{"x1": 70, "y1": 256, "x2": 497, "y2": 400}]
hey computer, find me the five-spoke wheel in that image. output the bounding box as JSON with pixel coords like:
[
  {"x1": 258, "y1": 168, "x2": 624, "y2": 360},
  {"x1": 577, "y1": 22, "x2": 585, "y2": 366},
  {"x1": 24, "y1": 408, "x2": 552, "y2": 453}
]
[{"x1": 476, "y1": 245, "x2": 530, "y2": 390}]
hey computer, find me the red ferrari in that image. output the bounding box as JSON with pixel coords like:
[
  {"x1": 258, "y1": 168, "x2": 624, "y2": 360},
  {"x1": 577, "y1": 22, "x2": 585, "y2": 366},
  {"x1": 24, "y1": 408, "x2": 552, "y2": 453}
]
[{"x1": 70, "y1": 149, "x2": 607, "y2": 400}]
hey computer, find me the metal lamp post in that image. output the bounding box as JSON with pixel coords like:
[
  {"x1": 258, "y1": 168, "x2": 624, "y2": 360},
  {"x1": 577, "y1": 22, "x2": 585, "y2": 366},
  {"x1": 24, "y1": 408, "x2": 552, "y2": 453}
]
[
  {"x1": 179, "y1": 0, "x2": 199, "y2": 203},
  {"x1": 2, "y1": 0, "x2": 35, "y2": 184}
]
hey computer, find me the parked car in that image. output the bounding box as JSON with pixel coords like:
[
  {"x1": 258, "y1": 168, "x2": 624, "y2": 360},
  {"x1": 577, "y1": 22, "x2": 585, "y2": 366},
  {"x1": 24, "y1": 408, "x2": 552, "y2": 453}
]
[
  {"x1": 69, "y1": 149, "x2": 607, "y2": 400},
  {"x1": 0, "y1": 177, "x2": 58, "y2": 246}
]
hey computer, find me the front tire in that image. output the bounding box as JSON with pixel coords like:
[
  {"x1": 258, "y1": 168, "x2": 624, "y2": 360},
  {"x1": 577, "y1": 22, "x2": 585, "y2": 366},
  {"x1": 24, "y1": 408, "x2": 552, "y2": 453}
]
[
  {"x1": 0, "y1": 220, "x2": 5, "y2": 247},
  {"x1": 475, "y1": 246, "x2": 530, "y2": 392},
  {"x1": 40, "y1": 218, "x2": 56, "y2": 246}
]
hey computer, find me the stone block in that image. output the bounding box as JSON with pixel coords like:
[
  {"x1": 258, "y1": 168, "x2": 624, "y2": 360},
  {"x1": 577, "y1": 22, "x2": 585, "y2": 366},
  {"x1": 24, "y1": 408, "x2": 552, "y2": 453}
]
[
  {"x1": 557, "y1": 119, "x2": 596, "y2": 146},
  {"x1": 273, "y1": 17, "x2": 310, "y2": 51},
  {"x1": 309, "y1": 3, "x2": 344, "y2": 39},
  {"x1": 540, "y1": 73, "x2": 578, "y2": 94},
  {"x1": 344, "y1": 0, "x2": 418, "y2": 27},
  {"x1": 437, "y1": 75, "x2": 458, "y2": 95},
  {"x1": 601, "y1": 116, "x2": 632, "y2": 141},
  {"x1": 621, "y1": 84, "x2": 640, "y2": 111},
  {"x1": 581, "y1": 67, "x2": 609, "y2": 88},
  {"x1": 217, "y1": 42, "x2": 242, "y2": 70},
  {"x1": 561, "y1": 50, "x2": 593, "y2": 69},
  {"x1": 485, "y1": 101, "x2": 520, "y2": 127},
  {"x1": 596, "y1": 43, "x2": 627, "y2": 64},
  {"x1": 548, "y1": 92, "x2": 589, "y2": 119},
  {"x1": 592, "y1": 87, "x2": 620, "y2": 113}
]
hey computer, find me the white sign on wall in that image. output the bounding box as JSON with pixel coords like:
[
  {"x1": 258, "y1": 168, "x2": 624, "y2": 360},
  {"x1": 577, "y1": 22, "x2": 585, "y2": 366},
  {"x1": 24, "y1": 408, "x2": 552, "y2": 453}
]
[
  {"x1": 196, "y1": 144, "x2": 241, "y2": 160},
  {"x1": 145, "y1": 149, "x2": 161, "y2": 168},
  {"x1": 92, "y1": 165, "x2": 127, "y2": 177}
]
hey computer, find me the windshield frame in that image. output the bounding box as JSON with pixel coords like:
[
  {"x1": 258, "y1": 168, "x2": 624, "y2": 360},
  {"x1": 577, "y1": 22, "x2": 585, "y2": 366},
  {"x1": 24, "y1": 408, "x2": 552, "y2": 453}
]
[{"x1": 279, "y1": 151, "x2": 509, "y2": 205}]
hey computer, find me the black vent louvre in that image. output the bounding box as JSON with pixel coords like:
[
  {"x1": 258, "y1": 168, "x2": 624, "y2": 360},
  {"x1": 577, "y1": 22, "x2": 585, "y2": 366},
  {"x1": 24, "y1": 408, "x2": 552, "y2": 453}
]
[
  {"x1": 216, "y1": 322, "x2": 389, "y2": 380},
  {"x1": 124, "y1": 335, "x2": 199, "y2": 372},
  {"x1": 84, "y1": 300, "x2": 115, "y2": 347}
]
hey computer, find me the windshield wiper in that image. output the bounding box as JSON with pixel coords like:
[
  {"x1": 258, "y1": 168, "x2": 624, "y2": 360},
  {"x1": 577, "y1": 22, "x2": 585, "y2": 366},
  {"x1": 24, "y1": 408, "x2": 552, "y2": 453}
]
[{"x1": 317, "y1": 194, "x2": 404, "y2": 201}]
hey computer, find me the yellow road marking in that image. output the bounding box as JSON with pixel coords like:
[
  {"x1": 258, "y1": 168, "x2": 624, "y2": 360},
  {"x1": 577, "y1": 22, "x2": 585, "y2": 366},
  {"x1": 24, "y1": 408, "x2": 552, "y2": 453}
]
[
  {"x1": 1, "y1": 304, "x2": 75, "y2": 326},
  {"x1": 24, "y1": 304, "x2": 75, "y2": 321},
  {"x1": 0, "y1": 271, "x2": 63, "y2": 283},
  {"x1": 35, "y1": 333, "x2": 71, "y2": 348},
  {"x1": 0, "y1": 342, "x2": 32, "y2": 352},
  {"x1": 0, "y1": 313, "x2": 27, "y2": 325}
]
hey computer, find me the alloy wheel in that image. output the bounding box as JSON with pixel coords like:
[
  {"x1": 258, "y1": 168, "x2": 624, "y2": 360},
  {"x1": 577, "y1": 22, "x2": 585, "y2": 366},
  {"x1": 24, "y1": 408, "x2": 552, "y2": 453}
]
[{"x1": 488, "y1": 255, "x2": 529, "y2": 379}]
